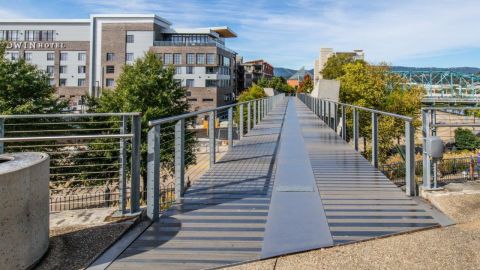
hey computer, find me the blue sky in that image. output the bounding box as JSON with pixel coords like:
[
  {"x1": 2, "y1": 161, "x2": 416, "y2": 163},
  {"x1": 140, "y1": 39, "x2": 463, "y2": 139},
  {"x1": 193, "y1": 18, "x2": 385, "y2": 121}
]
[{"x1": 2, "y1": 0, "x2": 480, "y2": 69}]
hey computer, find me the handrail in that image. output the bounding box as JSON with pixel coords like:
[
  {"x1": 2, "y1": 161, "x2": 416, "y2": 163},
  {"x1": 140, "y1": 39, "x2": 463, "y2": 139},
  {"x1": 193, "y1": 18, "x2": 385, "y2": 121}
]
[
  {"x1": 149, "y1": 97, "x2": 271, "y2": 126},
  {"x1": 0, "y1": 112, "x2": 141, "y2": 119},
  {"x1": 297, "y1": 93, "x2": 416, "y2": 197},
  {"x1": 0, "y1": 134, "x2": 133, "y2": 143},
  {"x1": 321, "y1": 99, "x2": 413, "y2": 122}
]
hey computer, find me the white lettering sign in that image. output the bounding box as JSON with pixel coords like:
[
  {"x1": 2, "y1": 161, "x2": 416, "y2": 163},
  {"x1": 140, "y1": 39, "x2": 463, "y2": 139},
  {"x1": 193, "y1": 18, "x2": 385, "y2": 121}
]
[{"x1": 6, "y1": 42, "x2": 66, "y2": 50}]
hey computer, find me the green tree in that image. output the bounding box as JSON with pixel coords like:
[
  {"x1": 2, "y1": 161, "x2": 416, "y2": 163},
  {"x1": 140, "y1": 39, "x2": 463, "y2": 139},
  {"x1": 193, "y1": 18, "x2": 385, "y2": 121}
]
[
  {"x1": 236, "y1": 84, "x2": 267, "y2": 126},
  {"x1": 257, "y1": 76, "x2": 294, "y2": 94},
  {"x1": 0, "y1": 42, "x2": 66, "y2": 114},
  {"x1": 321, "y1": 54, "x2": 361, "y2": 80},
  {"x1": 91, "y1": 52, "x2": 195, "y2": 191},
  {"x1": 455, "y1": 128, "x2": 480, "y2": 150},
  {"x1": 339, "y1": 61, "x2": 424, "y2": 162}
]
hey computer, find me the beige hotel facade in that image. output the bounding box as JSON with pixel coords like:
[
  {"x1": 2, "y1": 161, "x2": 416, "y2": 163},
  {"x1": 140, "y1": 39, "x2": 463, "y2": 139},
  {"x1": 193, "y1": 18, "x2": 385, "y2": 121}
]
[{"x1": 0, "y1": 14, "x2": 237, "y2": 111}]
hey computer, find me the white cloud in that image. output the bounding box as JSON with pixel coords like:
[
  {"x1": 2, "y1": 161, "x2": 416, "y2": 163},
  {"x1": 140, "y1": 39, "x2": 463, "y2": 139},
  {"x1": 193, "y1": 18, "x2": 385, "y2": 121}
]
[{"x1": 75, "y1": 0, "x2": 480, "y2": 68}]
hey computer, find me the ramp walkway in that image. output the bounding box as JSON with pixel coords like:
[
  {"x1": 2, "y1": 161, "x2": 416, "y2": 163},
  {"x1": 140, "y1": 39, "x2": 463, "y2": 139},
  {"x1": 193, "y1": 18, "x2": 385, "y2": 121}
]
[{"x1": 104, "y1": 97, "x2": 447, "y2": 270}]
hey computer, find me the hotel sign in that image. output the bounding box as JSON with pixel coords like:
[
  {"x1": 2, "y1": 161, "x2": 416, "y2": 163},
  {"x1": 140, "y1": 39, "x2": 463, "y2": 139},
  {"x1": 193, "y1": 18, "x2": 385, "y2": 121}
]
[{"x1": 6, "y1": 42, "x2": 66, "y2": 50}]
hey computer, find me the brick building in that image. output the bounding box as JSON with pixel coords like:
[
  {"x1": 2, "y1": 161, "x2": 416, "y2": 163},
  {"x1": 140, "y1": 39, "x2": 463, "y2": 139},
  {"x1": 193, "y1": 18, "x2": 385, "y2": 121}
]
[{"x1": 0, "y1": 14, "x2": 237, "y2": 111}]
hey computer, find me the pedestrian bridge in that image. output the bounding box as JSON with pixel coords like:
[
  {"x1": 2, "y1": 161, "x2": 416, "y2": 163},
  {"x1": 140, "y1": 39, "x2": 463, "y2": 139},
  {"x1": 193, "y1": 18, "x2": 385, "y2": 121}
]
[{"x1": 93, "y1": 96, "x2": 451, "y2": 270}]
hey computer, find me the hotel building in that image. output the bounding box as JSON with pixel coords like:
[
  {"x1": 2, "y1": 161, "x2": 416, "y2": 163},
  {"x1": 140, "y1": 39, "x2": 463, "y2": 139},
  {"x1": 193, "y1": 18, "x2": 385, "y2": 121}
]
[{"x1": 0, "y1": 14, "x2": 237, "y2": 111}]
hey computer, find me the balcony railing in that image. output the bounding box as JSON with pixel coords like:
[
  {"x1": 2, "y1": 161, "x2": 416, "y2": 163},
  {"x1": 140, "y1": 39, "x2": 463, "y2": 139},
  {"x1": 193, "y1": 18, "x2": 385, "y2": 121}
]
[{"x1": 153, "y1": 40, "x2": 237, "y2": 55}]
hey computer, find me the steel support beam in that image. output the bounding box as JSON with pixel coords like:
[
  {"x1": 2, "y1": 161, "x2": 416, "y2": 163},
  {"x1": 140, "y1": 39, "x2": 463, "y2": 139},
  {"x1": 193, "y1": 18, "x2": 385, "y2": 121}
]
[
  {"x1": 371, "y1": 112, "x2": 378, "y2": 168},
  {"x1": 175, "y1": 119, "x2": 185, "y2": 203},
  {"x1": 147, "y1": 126, "x2": 160, "y2": 221},
  {"x1": 209, "y1": 111, "x2": 216, "y2": 167}
]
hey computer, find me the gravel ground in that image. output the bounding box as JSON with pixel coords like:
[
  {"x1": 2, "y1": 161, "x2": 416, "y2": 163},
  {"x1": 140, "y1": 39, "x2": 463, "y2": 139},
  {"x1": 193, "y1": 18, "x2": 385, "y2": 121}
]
[
  {"x1": 34, "y1": 222, "x2": 133, "y2": 270},
  {"x1": 225, "y1": 191, "x2": 480, "y2": 270}
]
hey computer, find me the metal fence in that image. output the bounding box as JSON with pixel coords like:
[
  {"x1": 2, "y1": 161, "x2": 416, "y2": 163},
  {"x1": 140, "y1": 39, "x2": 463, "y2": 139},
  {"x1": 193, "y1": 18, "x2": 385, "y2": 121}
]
[
  {"x1": 0, "y1": 113, "x2": 141, "y2": 214},
  {"x1": 146, "y1": 94, "x2": 285, "y2": 221},
  {"x1": 381, "y1": 156, "x2": 480, "y2": 186},
  {"x1": 298, "y1": 93, "x2": 416, "y2": 196}
]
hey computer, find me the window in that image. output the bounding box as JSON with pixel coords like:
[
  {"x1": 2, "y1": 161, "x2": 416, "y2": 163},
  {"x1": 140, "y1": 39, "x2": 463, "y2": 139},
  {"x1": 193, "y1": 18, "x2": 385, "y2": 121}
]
[
  {"x1": 173, "y1": 53, "x2": 182, "y2": 64},
  {"x1": 186, "y1": 79, "x2": 194, "y2": 87},
  {"x1": 186, "y1": 66, "x2": 194, "y2": 74},
  {"x1": 60, "y1": 53, "x2": 68, "y2": 61},
  {"x1": 46, "y1": 66, "x2": 54, "y2": 75},
  {"x1": 106, "y1": 79, "x2": 115, "y2": 87},
  {"x1": 202, "y1": 98, "x2": 214, "y2": 102},
  {"x1": 196, "y1": 54, "x2": 205, "y2": 64},
  {"x1": 126, "y1": 53, "x2": 134, "y2": 62},
  {"x1": 78, "y1": 66, "x2": 86, "y2": 74},
  {"x1": 187, "y1": 53, "x2": 195, "y2": 65},
  {"x1": 24, "y1": 30, "x2": 54, "y2": 41},
  {"x1": 47, "y1": 53, "x2": 55, "y2": 61},
  {"x1": 175, "y1": 67, "x2": 182, "y2": 74},
  {"x1": 10, "y1": 52, "x2": 19, "y2": 61},
  {"x1": 106, "y1": 53, "x2": 115, "y2": 61},
  {"x1": 163, "y1": 54, "x2": 173, "y2": 64},
  {"x1": 78, "y1": 79, "x2": 86, "y2": 87},
  {"x1": 106, "y1": 66, "x2": 115, "y2": 74},
  {"x1": 206, "y1": 80, "x2": 217, "y2": 87},
  {"x1": 206, "y1": 54, "x2": 215, "y2": 65},
  {"x1": 49, "y1": 79, "x2": 55, "y2": 86},
  {"x1": 59, "y1": 79, "x2": 67, "y2": 86},
  {"x1": 186, "y1": 91, "x2": 192, "y2": 96},
  {"x1": 174, "y1": 79, "x2": 181, "y2": 85},
  {"x1": 0, "y1": 30, "x2": 20, "y2": 41},
  {"x1": 78, "y1": 53, "x2": 86, "y2": 61},
  {"x1": 126, "y1": 35, "x2": 134, "y2": 43},
  {"x1": 223, "y1": 56, "x2": 231, "y2": 67},
  {"x1": 187, "y1": 98, "x2": 197, "y2": 102},
  {"x1": 24, "y1": 52, "x2": 32, "y2": 61},
  {"x1": 59, "y1": 66, "x2": 67, "y2": 74},
  {"x1": 206, "y1": 67, "x2": 216, "y2": 74}
]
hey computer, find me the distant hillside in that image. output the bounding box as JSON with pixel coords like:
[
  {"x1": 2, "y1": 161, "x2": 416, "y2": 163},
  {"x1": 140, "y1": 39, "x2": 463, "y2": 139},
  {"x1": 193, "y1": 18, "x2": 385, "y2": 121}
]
[
  {"x1": 274, "y1": 67, "x2": 315, "y2": 79},
  {"x1": 274, "y1": 67, "x2": 296, "y2": 79},
  {"x1": 391, "y1": 66, "x2": 480, "y2": 74}
]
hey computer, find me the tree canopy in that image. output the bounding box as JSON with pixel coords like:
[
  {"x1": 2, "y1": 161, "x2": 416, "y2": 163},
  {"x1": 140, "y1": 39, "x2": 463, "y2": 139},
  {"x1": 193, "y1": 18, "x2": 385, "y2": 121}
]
[
  {"x1": 298, "y1": 74, "x2": 313, "y2": 93},
  {"x1": 321, "y1": 54, "x2": 365, "y2": 80},
  {"x1": 257, "y1": 76, "x2": 294, "y2": 94},
  {"x1": 0, "y1": 42, "x2": 66, "y2": 114},
  {"x1": 338, "y1": 61, "x2": 424, "y2": 162},
  {"x1": 90, "y1": 51, "x2": 194, "y2": 187}
]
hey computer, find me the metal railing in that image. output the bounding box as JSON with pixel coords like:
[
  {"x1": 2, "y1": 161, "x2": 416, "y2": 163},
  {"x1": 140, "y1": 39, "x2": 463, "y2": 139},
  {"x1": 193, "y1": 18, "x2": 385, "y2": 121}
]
[
  {"x1": 146, "y1": 94, "x2": 285, "y2": 220},
  {"x1": 0, "y1": 113, "x2": 141, "y2": 214},
  {"x1": 298, "y1": 93, "x2": 416, "y2": 196}
]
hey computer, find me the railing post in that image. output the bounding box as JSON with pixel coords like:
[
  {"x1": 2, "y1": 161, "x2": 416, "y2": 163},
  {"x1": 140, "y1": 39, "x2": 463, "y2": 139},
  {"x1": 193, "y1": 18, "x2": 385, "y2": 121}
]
[
  {"x1": 209, "y1": 111, "x2": 216, "y2": 167},
  {"x1": 247, "y1": 101, "x2": 251, "y2": 133},
  {"x1": 130, "y1": 115, "x2": 141, "y2": 213},
  {"x1": 334, "y1": 104, "x2": 338, "y2": 132},
  {"x1": 405, "y1": 121, "x2": 416, "y2": 196},
  {"x1": 341, "y1": 105, "x2": 346, "y2": 140},
  {"x1": 118, "y1": 115, "x2": 128, "y2": 215},
  {"x1": 371, "y1": 112, "x2": 378, "y2": 168},
  {"x1": 0, "y1": 118, "x2": 5, "y2": 154},
  {"x1": 228, "y1": 107, "x2": 233, "y2": 150},
  {"x1": 253, "y1": 100, "x2": 257, "y2": 127},
  {"x1": 328, "y1": 102, "x2": 332, "y2": 128},
  {"x1": 353, "y1": 108, "x2": 359, "y2": 151},
  {"x1": 239, "y1": 104, "x2": 244, "y2": 139},
  {"x1": 175, "y1": 119, "x2": 185, "y2": 203},
  {"x1": 319, "y1": 100, "x2": 323, "y2": 118},
  {"x1": 422, "y1": 109, "x2": 431, "y2": 188},
  {"x1": 147, "y1": 125, "x2": 160, "y2": 221}
]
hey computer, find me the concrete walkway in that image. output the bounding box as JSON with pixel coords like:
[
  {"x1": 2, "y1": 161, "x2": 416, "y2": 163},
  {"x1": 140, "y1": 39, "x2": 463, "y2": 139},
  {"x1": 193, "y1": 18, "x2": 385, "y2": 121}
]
[{"x1": 104, "y1": 97, "x2": 449, "y2": 270}]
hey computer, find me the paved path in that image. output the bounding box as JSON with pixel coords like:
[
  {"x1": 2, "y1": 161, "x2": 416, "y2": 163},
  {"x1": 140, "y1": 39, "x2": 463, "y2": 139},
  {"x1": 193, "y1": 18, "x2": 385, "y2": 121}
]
[
  {"x1": 105, "y1": 97, "x2": 447, "y2": 270},
  {"x1": 295, "y1": 98, "x2": 440, "y2": 244},
  {"x1": 108, "y1": 100, "x2": 288, "y2": 270}
]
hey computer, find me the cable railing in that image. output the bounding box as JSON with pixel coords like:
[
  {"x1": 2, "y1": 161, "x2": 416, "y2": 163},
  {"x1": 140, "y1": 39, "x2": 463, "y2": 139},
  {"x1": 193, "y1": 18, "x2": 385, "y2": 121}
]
[
  {"x1": 146, "y1": 94, "x2": 285, "y2": 220},
  {"x1": 0, "y1": 113, "x2": 141, "y2": 214},
  {"x1": 298, "y1": 93, "x2": 416, "y2": 196}
]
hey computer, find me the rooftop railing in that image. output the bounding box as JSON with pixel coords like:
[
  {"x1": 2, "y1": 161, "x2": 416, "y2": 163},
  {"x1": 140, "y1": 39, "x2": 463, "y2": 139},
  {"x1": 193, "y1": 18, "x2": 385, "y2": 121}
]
[
  {"x1": 146, "y1": 94, "x2": 285, "y2": 220},
  {"x1": 298, "y1": 93, "x2": 416, "y2": 196},
  {"x1": 153, "y1": 41, "x2": 237, "y2": 55}
]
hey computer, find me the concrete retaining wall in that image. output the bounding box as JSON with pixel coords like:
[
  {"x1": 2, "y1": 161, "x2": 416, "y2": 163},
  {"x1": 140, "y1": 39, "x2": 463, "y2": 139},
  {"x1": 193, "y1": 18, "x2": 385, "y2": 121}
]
[{"x1": 0, "y1": 153, "x2": 50, "y2": 270}]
